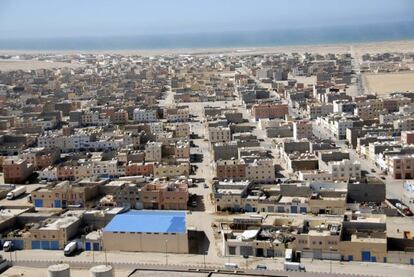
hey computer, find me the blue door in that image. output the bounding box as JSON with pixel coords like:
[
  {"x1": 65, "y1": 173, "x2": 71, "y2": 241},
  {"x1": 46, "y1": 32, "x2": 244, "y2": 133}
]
[
  {"x1": 371, "y1": 256, "x2": 376, "y2": 262},
  {"x1": 348, "y1": 255, "x2": 353, "y2": 261},
  {"x1": 290, "y1": 206, "x2": 298, "y2": 213},
  {"x1": 410, "y1": 258, "x2": 414, "y2": 265},
  {"x1": 244, "y1": 204, "x2": 252, "y2": 212},
  {"x1": 85, "y1": 242, "x2": 91, "y2": 251},
  {"x1": 54, "y1": 200, "x2": 61, "y2": 208},
  {"x1": 362, "y1": 251, "x2": 371, "y2": 262},
  {"x1": 13, "y1": 240, "x2": 24, "y2": 250},
  {"x1": 50, "y1": 241, "x2": 59, "y2": 250},
  {"x1": 300, "y1": 207, "x2": 307, "y2": 213},
  {"x1": 93, "y1": 242, "x2": 100, "y2": 251},
  {"x1": 41, "y1": 241, "x2": 50, "y2": 250},
  {"x1": 31, "y1": 241, "x2": 41, "y2": 249},
  {"x1": 277, "y1": 206, "x2": 284, "y2": 213},
  {"x1": 34, "y1": 199, "x2": 43, "y2": 208}
]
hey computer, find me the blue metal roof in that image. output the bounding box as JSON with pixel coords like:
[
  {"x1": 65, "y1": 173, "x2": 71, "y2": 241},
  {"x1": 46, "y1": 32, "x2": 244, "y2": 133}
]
[{"x1": 103, "y1": 210, "x2": 186, "y2": 234}]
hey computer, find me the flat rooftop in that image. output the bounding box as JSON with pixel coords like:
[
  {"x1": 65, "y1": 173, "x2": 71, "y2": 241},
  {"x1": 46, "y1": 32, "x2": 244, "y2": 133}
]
[{"x1": 103, "y1": 210, "x2": 186, "y2": 234}]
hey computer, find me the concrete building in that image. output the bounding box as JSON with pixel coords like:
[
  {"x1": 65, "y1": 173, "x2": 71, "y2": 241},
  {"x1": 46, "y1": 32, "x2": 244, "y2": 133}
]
[
  {"x1": 251, "y1": 103, "x2": 288, "y2": 120},
  {"x1": 102, "y1": 210, "x2": 188, "y2": 253},
  {"x1": 31, "y1": 180, "x2": 100, "y2": 208},
  {"x1": 293, "y1": 120, "x2": 313, "y2": 140},
  {"x1": 145, "y1": 141, "x2": 162, "y2": 162},
  {"x1": 140, "y1": 180, "x2": 189, "y2": 210},
  {"x1": 208, "y1": 126, "x2": 231, "y2": 143},
  {"x1": 3, "y1": 158, "x2": 34, "y2": 183},
  {"x1": 211, "y1": 141, "x2": 238, "y2": 161},
  {"x1": 401, "y1": 130, "x2": 414, "y2": 145},
  {"x1": 329, "y1": 159, "x2": 361, "y2": 181},
  {"x1": 214, "y1": 159, "x2": 246, "y2": 181},
  {"x1": 153, "y1": 162, "x2": 190, "y2": 178},
  {"x1": 133, "y1": 108, "x2": 157, "y2": 123},
  {"x1": 387, "y1": 154, "x2": 414, "y2": 179}
]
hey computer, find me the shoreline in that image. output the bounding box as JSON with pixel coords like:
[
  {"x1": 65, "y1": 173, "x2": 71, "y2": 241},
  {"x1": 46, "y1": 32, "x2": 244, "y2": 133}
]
[{"x1": 0, "y1": 39, "x2": 413, "y2": 56}]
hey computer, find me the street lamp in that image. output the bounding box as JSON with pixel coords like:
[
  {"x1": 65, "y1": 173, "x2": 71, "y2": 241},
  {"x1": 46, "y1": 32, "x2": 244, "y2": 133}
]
[
  {"x1": 329, "y1": 246, "x2": 333, "y2": 274},
  {"x1": 165, "y1": 240, "x2": 168, "y2": 265}
]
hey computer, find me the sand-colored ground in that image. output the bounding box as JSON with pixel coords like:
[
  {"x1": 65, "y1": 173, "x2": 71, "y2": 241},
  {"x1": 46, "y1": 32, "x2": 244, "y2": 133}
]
[
  {"x1": 0, "y1": 60, "x2": 82, "y2": 72},
  {"x1": 363, "y1": 71, "x2": 414, "y2": 97},
  {"x1": 0, "y1": 39, "x2": 413, "y2": 57}
]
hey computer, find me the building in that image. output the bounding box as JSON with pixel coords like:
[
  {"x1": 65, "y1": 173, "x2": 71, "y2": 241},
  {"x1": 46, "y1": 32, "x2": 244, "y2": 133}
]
[
  {"x1": 3, "y1": 158, "x2": 34, "y2": 183},
  {"x1": 401, "y1": 131, "x2": 414, "y2": 145},
  {"x1": 153, "y1": 162, "x2": 190, "y2": 178},
  {"x1": 387, "y1": 154, "x2": 414, "y2": 179},
  {"x1": 251, "y1": 103, "x2": 288, "y2": 120},
  {"x1": 208, "y1": 126, "x2": 231, "y2": 143},
  {"x1": 329, "y1": 159, "x2": 361, "y2": 181},
  {"x1": 214, "y1": 159, "x2": 246, "y2": 180},
  {"x1": 31, "y1": 180, "x2": 100, "y2": 208},
  {"x1": 102, "y1": 210, "x2": 188, "y2": 253},
  {"x1": 140, "y1": 180, "x2": 189, "y2": 210},
  {"x1": 145, "y1": 141, "x2": 162, "y2": 162},
  {"x1": 133, "y1": 108, "x2": 157, "y2": 122},
  {"x1": 211, "y1": 141, "x2": 238, "y2": 161},
  {"x1": 293, "y1": 120, "x2": 313, "y2": 140}
]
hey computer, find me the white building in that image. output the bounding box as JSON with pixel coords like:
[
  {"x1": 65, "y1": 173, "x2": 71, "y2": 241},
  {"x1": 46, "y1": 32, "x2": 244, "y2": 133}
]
[
  {"x1": 133, "y1": 108, "x2": 157, "y2": 123},
  {"x1": 328, "y1": 159, "x2": 361, "y2": 181},
  {"x1": 145, "y1": 141, "x2": 162, "y2": 162}
]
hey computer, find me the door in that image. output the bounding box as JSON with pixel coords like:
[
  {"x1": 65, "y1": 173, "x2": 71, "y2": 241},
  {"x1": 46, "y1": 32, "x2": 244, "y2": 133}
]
[
  {"x1": 85, "y1": 242, "x2": 91, "y2": 251},
  {"x1": 34, "y1": 199, "x2": 43, "y2": 208},
  {"x1": 50, "y1": 241, "x2": 59, "y2": 250},
  {"x1": 31, "y1": 241, "x2": 41, "y2": 249},
  {"x1": 54, "y1": 200, "x2": 61, "y2": 208},
  {"x1": 93, "y1": 242, "x2": 100, "y2": 251},
  {"x1": 348, "y1": 255, "x2": 353, "y2": 261},
  {"x1": 361, "y1": 251, "x2": 371, "y2": 262},
  {"x1": 290, "y1": 206, "x2": 298, "y2": 214},
  {"x1": 300, "y1": 207, "x2": 307, "y2": 213},
  {"x1": 371, "y1": 256, "x2": 376, "y2": 262},
  {"x1": 41, "y1": 241, "x2": 50, "y2": 250}
]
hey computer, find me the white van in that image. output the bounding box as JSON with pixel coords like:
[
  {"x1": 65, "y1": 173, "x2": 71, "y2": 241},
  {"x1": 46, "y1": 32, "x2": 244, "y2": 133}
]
[{"x1": 224, "y1": 263, "x2": 239, "y2": 269}]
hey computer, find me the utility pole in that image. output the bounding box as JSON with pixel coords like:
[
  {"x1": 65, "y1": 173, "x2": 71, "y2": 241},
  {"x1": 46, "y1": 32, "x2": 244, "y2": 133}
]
[{"x1": 165, "y1": 240, "x2": 168, "y2": 265}]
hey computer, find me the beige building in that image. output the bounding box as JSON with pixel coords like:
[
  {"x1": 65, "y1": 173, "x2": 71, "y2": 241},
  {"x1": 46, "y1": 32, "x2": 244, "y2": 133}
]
[
  {"x1": 140, "y1": 180, "x2": 189, "y2": 210},
  {"x1": 102, "y1": 210, "x2": 188, "y2": 253},
  {"x1": 387, "y1": 154, "x2": 414, "y2": 179},
  {"x1": 208, "y1": 126, "x2": 231, "y2": 143},
  {"x1": 153, "y1": 162, "x2": 190, "y2": 178},
  {"x1": 245, "y1": 159, "x2": 275, "y2": 182},
  {"x1": 145, "y1": 141, "x2": 162, "y2": 162}
]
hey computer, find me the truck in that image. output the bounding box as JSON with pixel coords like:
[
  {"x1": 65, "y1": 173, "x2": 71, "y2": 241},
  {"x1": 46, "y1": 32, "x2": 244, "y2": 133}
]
[
  {"x1": 284, "y1": 262, "x2": 306, "y2": 272},
  {"x1": 63, "y1": 241, "x2": 78, "y2": 256},
  {"x1": 6, "y1": 186, "x2": 26, "y2": 200}
]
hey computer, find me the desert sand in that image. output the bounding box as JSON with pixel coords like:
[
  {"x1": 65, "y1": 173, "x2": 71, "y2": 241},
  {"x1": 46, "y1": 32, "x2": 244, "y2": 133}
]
[{"x1": 363, "y1": 71, "x2": 414, "y2": 97}]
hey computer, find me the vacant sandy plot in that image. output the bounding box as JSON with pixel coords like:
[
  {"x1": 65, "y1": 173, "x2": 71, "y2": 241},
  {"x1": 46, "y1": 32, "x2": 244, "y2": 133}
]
[
  {"x1": 363, "y1": 71, "x2": 414, "y2": 97},
  {"x1": 0, "y1": 60, "x2": 82, "y2": 72}
]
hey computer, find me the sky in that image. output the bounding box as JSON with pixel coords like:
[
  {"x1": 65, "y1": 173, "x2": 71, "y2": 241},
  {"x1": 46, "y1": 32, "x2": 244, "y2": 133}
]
[{"x1": 0, "y1": 0, "x2": 413, "y2": 38}]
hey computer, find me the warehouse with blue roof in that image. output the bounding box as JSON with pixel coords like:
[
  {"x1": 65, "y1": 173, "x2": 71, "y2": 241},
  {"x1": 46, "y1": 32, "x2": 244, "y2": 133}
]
[{"x1": 102, "y1": 210, "x2": 188, "y2": 253}]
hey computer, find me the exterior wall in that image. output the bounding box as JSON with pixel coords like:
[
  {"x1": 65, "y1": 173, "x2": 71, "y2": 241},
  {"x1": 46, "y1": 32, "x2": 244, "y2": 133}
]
[
  {"x1": 208, "y1": 127, "x2": 231, "y2": 143},
  {"x1": 252, "y1": 103, "x2": 288, "y2": 120},
  {"x1": 401, "y1": 131, "x2": 414, "y2": 145},
  {"x1": 339, "y1": 240, "x2": 387, "y2": 262},
  {"x1": 215, "y1": 160, "x2": 246, "y2": 180},
  {"x1": 387, "y1": 155, "x2": 414, "y2": 179},
  {"x1": 125, "y1": 162, "x2": 154, "y2": 176},
  {"x1": 245, "y1": 159, "x2": 275, "y2": 182},
  {"x1": 139, "y1": 183, "x2": 188, "y2": 210},
  {"x1": 293, "y1": 120, "x2": 313, "y2": 140},
  {"x1": 153, "y1": 163, "x2": 190, "y2": 178},
  {"x1": 133, "y1": 108, "x2": 157, "y2": 122},
  {"x1": 145, "y1": 142, "x2": 162, "y2": 162},
  {"x1": 102, "y1": 232, "x2": 188, "y2": 253},
  {"x1": 3, "y1": 158, "x2": 34, "y2": 183}
]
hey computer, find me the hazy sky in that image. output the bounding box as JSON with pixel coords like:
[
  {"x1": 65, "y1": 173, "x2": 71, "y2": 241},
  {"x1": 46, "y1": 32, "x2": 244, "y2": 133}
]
[{"x1": 0, "y1": 0, "x2": 413, "y2": 38}]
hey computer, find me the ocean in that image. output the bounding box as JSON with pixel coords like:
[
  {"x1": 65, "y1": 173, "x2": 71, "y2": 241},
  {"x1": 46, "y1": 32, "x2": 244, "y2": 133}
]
[{"x1": 0, "y1": 21, "x2": 413, "y2": 51}]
